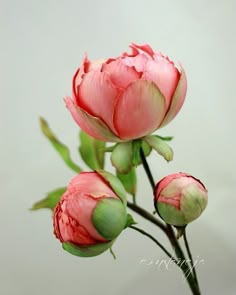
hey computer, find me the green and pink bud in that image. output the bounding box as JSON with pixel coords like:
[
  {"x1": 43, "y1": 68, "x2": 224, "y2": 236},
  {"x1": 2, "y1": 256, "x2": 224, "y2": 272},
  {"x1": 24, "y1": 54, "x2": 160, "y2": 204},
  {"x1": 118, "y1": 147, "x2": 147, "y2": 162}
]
[
  {"x1": 154, "y1": 173, "x2": 208, "y2": 226},
  {"x1": 53, "y1": 171, "x2": 127, "y2": 257},
  {"x1": 65, "y1": 43, "x2": 187, "y2": 142}
]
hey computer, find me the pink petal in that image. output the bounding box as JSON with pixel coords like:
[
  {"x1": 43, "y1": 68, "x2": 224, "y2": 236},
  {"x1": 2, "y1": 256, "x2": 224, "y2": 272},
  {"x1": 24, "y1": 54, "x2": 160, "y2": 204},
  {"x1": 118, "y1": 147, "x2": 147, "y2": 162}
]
[
  {"x1": 69, "y1": 172, "x2": 118, "y2": 199},
  {"x1": 64, "y1": 97, "x2": 121, "y2": 142},
  {"x1": 64, "y1": 194, "x2": 107, "y2": 242},
  {"x1": 121, "y1": 53, "x2": 149, "y2": 72},
  {"x1": 143, "y1": 58, "x2": 180, "y2": 111},
  {"x1": 113, "y1": 80, "x2": 166, "y2": 140},
  {"x1": 77, "y1": 71, "x2": 120, "y2": 135},
  {"x1": 159, "y1": 65, "x2": 187, "y2": 128},
  {"x1": 155, "y1": 173, "x2": 188, "y2": 198},
  {"x1": 130, "y1": 43, "x2": 155, "y2": 58},
  {"x1": 72, "y1": 54, "x2": 90, "y2": 98},
  {"x1": 102, "y1": 58, "x2": 141, "y2": 89}
]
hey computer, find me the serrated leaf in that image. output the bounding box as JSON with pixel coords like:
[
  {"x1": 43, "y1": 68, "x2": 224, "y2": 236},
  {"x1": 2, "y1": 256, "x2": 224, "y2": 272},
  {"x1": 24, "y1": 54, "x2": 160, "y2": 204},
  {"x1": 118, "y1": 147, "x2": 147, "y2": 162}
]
[
  {"x1": 143, "y1": 135, "x2": 173, "y2": 162},
  {"x1": 30, "y1": 187, "x2": 66, "y2": 211},
  {"x1": 79, "y1": 130, "x2": 105, "y2": 170},
  {"x1": 125, "y1": 213, "x2": 137, "y2": 228},
  {"x1": 116, "y1": 167, "x2": 137, "y2": 197},
  {"x1": 40, "y1": 117, "x2": 82, "y2": 173}
]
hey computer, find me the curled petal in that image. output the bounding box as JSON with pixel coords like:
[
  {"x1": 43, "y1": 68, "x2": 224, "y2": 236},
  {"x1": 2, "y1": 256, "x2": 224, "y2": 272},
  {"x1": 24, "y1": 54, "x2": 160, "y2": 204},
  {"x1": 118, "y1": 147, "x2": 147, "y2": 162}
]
[
  {"x1": 113, "y1": 80, "x2": 166, "y2": 140},
  {"x1": 72, "y1": 54, "x2": 90, "y2": 98},
  {"x1": 64, "y1": 97, "x2": 121, "y2": 142},
  {"x1": 143, "y1": 59, "x2": 180, "y2": 110},
  {"x1": 102, "y1": 59, "x2": 140, "y2": 89},
  {"x1": 130, "y1": 43, "x2": 155, "y2": 58},
  {"x1": 77, "y1": 71, "x2": 120, "y2": 135},
  {"x1": 68, "y1": 172, "x2": 118, "y2": 198},
  {"x1": 159, "y1": 65, "x2": 187, "y2": 128}
]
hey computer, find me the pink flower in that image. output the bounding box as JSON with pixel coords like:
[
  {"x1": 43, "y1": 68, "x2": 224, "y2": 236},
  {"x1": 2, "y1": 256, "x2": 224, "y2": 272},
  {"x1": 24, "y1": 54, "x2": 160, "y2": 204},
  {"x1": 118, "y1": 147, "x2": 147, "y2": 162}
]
[
  {"x1": 154, "y1": 173, "x2": 208, "y2": 226},
  {"x1": 65, "y1": 43, "x2": 187, "y2": 142},
  {"x1": 53, "y1": 171, "x2": 127, "y2": 257}
]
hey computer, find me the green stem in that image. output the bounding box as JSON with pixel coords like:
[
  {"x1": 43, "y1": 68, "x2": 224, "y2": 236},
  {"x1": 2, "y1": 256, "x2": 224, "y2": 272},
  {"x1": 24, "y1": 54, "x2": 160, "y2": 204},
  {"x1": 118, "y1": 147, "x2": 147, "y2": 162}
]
[
  {"x1": 139, "y1": 146, "x2": 155, "y2": 189},
  {"x1": 129, "y1": 225, "x2": 179, "y2": 265},
  {"x1": 127, "y1": 201, "x2": 166, "y2": 233},
  {"x1": 183, "y1": 228, "x2": 200, "y2": 289}
]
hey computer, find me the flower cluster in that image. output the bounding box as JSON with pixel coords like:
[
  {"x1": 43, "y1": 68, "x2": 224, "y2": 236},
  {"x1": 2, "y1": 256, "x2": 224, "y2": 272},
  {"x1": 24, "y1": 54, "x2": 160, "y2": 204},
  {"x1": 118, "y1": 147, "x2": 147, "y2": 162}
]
[{"x1": 34, "y1": 43, "x2": 208, "y2": 263}]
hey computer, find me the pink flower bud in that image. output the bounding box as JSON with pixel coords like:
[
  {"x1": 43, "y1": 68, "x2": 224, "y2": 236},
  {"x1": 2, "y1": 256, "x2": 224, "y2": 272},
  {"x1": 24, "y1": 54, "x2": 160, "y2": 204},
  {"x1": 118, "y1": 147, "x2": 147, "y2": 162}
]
[
  {"x1": 53, "y1": 171, "x2": 127, "y2": 257},
  {"x1": 65, "y1": 43, "x2": 187, "y2": 142},
  {"x1": 154, "y1": 173, "x2": 208, "y2": 226}
]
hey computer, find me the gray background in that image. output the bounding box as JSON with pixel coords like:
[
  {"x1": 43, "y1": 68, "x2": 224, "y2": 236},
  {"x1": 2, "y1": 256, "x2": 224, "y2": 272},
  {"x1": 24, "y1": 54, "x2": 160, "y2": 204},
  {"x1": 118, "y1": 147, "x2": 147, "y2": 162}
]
[{"x1": 1, "y1": 0, "x2": 236, "y2": 294}]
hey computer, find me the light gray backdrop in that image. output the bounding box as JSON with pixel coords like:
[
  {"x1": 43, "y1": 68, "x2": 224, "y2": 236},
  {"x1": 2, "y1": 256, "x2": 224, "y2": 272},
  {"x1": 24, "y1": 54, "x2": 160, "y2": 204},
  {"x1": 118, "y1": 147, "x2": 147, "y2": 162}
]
[{"x1": 1, "y1": 0, "x2": 236, "y2": 294}]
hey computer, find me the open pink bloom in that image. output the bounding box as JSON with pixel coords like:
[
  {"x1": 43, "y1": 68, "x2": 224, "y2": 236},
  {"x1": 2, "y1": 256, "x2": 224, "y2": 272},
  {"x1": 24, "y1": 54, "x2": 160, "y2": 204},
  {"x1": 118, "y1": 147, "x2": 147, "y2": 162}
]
[
  {"x1": 65, "y1": 43, "x2": 187, "y2": 142},
  {"x1": 53, "y1": 172, "x2": 127, "y2": 247},
  {"x1": 154, "y1": 173, "x2": 208, "y2": 226}
]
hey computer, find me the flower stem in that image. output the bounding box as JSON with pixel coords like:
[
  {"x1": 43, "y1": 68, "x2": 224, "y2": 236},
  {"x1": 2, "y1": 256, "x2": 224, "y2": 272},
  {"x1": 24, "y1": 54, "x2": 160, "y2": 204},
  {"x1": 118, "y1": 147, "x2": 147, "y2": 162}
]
[
  {"x1": 183, "y1": 228, "x2": 200, "y2": 288},
  {"x1": 139, "y1": 146, "x2": 155, "y2": 189},
  {"x1": 129, "y1": 225, "x2": 178, "y2": 265},
  {"x1": 127, "y1": 201, "x2": 166, "y2": 233}
]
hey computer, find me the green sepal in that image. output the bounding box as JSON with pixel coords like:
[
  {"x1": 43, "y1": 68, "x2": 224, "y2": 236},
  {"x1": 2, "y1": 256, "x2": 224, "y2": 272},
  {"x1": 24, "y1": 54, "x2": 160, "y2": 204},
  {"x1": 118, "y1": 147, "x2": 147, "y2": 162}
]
[
  {"x1": 109, "y1": 247, "x2": 116, "y2": 260},
  {"x1": 143, "y1": 135, "x2": 173, "y2": 162},
  {"x1": 62, "y1": 240, "x2": 115, "y2": 257},
  {"x1": 132, "y1": 140, "x2": 152, "y2": 166},
  {"x1": 30, "y1": 187, "x2": 66, "y2": 211},
  {"x1": 155, "y1": 135, "x2": 173, "y2": 141},
  {"x1": 116, "y1": 167, "x2": 137, "y2": 197},
  {"x1": 111, "y1": 142, "x2": 133, "y2": 174},
  {"x1": 92, "y1": 198, "x2": 127, "y2": 240},
  {"x1": 79, "y1": 130, "x2": 105, "y2": 170},
  {"x1": 125, "y1": 213, "x2": 137, "y2": 229},
  {"x1": 40, "y1": 117, "x2": 82, "y2": 173},
  {"x1": 175, "y1": 225, "x2": 186, "y2": 239},
  {"x1": 96, "y1": 170, "x2": 127, "y2": 205},
  {"x1": 132, "y1": 140, "x2": 142, "y2": 166}
]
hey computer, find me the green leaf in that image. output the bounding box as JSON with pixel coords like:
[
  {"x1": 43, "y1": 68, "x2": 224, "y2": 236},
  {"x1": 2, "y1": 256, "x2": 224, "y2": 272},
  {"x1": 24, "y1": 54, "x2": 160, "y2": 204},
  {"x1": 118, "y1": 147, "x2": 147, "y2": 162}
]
[
  {"x1": 111, "y1": 142, "x2": 133, "y2": 174},
  {"x1": 62, "y1": 240, "x2": 115, "y2": 257},
  {"x1": 116, "y1": 167, "x2": 137, "y2": 197},
  {"x1": 125, "y1": 213, "x2": 137, "y2": 228},
  {"x1": 155, "y1": 135, "x2": 174, "y2": 141},
  {"x1": 30, "y1": 187, "x2": 66, "y2": 211},
  {"x1": 143, "y1": 135, "x2": 173, "y2": 162},
  {"x1": 79, "y1": 130, "x2": 105, "y2": 170},
  {"x1": 40, "y1": 117, "x2": 82, "y2": 173}
]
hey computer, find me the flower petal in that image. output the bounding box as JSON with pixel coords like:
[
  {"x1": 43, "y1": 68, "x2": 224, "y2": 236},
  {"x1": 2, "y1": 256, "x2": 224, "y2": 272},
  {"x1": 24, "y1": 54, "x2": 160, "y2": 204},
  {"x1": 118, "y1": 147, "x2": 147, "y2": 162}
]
[
  {"x1": 72, "y1": 54, "x2": 90, "y2": 98},
  {"x1": 113, "y1": 80, "x2": 166, "y2": 140},
  {"x1": 64, "y1": 97, "x2": 121, "y2": 142},
  {"x1": 143, "y1": 58, "x2": 180, "y2": 110},
  {"x1": 159, "y1": 65, "x2": 187, "y2": 128},
  {"x1": 130, "y1": 43, "x2": 155, "y2": 58},
  {"x1": 69, "y1": 172, "x2": 118, "y2": 198},
  {"x1": 121, "y1": 53, "x2": 148, "y2": 72},
  {"x1": 77, "y1": 71, "x2": 120, "y2": 135},
  {"x1": 102, "y1": 59, "x2": 140, "y2": 89}
]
